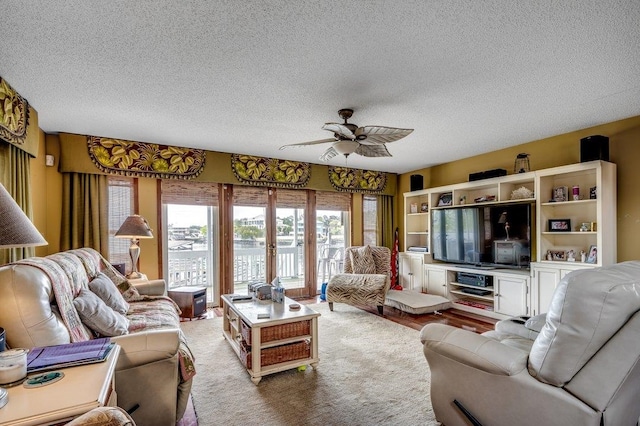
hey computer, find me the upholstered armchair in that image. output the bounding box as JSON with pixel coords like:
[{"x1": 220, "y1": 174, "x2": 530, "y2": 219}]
[
  {"x1": 326, "y1": 245, "x2": 391, "y2": 315},
  {"x1": 420, "y1": 261, "x2": 640, "y2": 426}
]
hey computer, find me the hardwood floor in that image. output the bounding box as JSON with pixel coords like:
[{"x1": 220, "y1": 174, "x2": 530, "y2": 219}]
[{"x1": 298, "y1": 296, "x2": 498, "y2": 334}]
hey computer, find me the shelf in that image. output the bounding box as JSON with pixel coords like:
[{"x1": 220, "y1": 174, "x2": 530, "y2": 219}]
[
  {"x1": 261, "y1": 334, "x2": 313, "y2": 349},
  {"x1": 541, "y1": 199, "x2": 597, "y2": 207},
  {"x1": 407, "y1": 231, "x2": 428, "y2": 235},
  {"x1": 407, "y1": 212, "x2": 429, "y2": 217},
  {"x1": 541, "y1": 231, "x2": 596, "y2": 235},
  {"x1": 450, "y1": 282, "x2": 494, "y2": 292},
  {"x1": 450, "y1": 289, "x2": 494, "y2": 302}
]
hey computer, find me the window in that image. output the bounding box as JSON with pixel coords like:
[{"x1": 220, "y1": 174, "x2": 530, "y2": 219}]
[
  {"x1": 107, "y1": 177, "x2": 136, "y2": 273},
  {"x1": 362, "y1": 195, "x2": 378, "y2": 246}
]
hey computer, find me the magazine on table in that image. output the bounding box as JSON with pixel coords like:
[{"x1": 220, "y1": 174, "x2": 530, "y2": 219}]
[{"x1": 26, "y1": 337, "x2": 114, "y2": 373}]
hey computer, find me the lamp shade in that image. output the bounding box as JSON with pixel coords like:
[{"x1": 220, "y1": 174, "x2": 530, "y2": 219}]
[
  {"x1": 114, "y1": 215, "x2": 153, "y2": 239},
  {"x1": 0, "y1": 183, "x2": 47, "y2": 249}
]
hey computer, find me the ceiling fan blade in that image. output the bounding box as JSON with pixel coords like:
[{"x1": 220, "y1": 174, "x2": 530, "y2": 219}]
[
  {"x1": 320, "y1": 146, "x2": 339, "y2": 161},
  {"x1": 279, "y1": 138, "x2": 337, "y2": 150},
  {"x1": 322, "y1": 123, "x2": 356, "y2": 140},
  {"x1": 355, "y1": 143, "x2": 392, "y2": 157},
  {"x1": 355, "y1": 126, "x2": 414, "y2": 145}
]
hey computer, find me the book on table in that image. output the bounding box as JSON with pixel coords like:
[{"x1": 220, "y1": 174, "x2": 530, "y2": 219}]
[{"x1": 26, "y1": 338, "x2": 115, "y2": 373}]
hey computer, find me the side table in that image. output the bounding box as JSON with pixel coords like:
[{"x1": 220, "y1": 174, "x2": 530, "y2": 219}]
[
  {"x1": 168, "y1": 286, "x2": 207, "y2": 320},
  {"x1": 0, "y1": 344, "x2": 120, "y2": 425}
]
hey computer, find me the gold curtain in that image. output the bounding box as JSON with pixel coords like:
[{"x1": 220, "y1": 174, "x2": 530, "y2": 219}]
[
  {"x1": 378, "y1": 195, "x2": 394, "y2": 249},
  {"x1": 0, "y1": 143, "x2": 35, "y2": 263},
  {"x1": 60, "y1": 173, "x2": 109, "y2": 254}
]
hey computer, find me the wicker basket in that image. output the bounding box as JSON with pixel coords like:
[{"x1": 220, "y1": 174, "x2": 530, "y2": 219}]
[
  {"x1": 240, "y1": 339, "x2": 310, "y2": 369},
  {"x1": 241, "y1": 320, "x2": 311, "y2": 346}
]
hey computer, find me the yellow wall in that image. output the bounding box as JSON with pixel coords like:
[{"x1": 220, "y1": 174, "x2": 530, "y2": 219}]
[{"x1": 398, "y1": 115, "x2": 640, "y2": 262}]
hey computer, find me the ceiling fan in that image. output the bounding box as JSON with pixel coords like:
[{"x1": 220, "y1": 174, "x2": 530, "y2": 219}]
[{"x1": 279, "y1": 109, "x2": 414, "y2": 161}]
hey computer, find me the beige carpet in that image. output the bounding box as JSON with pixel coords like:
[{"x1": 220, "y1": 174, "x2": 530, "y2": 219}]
[{"x1": 180, "y1": 302, "x2": 438, "y2": 426}]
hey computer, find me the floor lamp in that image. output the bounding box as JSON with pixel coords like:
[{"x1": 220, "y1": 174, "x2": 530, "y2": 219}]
[
  {"x1": 115, "y1": 215, "x2": 154, "y2": 279},
  {"x1": 0, "y1": 183, "x2": 47, "y2": 401}
]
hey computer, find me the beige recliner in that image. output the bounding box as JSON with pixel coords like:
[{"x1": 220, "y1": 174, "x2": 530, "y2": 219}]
[
  {"x1": 327, "y1": 245, "x2": 391, "y2": 315},
  {"x1": 420, "y1": 261, "x2": 640, "y2": 426}
]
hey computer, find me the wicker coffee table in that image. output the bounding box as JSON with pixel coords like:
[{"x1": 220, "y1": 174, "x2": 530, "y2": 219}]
[{"x1": 221, "y1": 294, "x2": 320, "y2": 384}]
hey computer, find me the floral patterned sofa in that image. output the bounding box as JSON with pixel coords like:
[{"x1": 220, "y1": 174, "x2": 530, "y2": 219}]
[{"x1": 0, "y1": 248, "x2": 194, "y2": 426}]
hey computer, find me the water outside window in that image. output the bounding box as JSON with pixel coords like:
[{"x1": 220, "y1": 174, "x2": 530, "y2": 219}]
[{"x1": 316, "y1": 210, "x2": 347, "y2": 291}]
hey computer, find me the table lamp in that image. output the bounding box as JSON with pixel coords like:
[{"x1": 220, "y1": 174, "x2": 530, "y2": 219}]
[
  {"x1": 115, "y1": 215, "x2": 153, "y2": 279},
  {"x1": 0, "y1": 183, "x2": 47, "y2": 404}
]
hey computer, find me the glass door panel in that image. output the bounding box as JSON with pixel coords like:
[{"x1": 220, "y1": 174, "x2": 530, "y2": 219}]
[
  {"x1": 275, "y1": 206, "x2": 306, "y2": 291},
  {"x1": 232, "y1": 205, "x2": 267, "y2": 293},
  {"x1": 164, "y1": 204, "x2": 218, "y2": 305},
  {"x1": 316, "y1": 210, "x2": 348, "y2": 291}
]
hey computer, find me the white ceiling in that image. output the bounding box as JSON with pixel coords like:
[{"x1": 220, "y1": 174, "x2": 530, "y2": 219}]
[{"x1": 2, "y1": 1, "x2": 640, "y2": 174}]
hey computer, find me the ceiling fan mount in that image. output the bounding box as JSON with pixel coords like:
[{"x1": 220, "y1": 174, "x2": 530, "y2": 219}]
[{"x1": 279, "y1": 108, "x2": 414, "y2": 161}]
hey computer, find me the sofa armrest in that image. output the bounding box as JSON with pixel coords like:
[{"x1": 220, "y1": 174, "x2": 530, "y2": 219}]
[
  {"x1": 111, "y1": 328, "x2": 179, "y2": 370},
  {"x1": 131, "y1": 278, "x2": 167, "y2": 296},
  {"x1": 420, "y1": 323, "x2": 528, "y2": 376}
]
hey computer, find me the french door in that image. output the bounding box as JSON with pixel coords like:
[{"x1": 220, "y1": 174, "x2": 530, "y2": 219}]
[{"x1": 231, "y1": 187, "x2": 311, "y2": 297}]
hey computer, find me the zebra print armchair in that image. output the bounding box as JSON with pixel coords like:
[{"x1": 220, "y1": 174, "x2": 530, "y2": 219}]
[{"x1": 326, "y1": 245, "x2": 391, "y2": 315}]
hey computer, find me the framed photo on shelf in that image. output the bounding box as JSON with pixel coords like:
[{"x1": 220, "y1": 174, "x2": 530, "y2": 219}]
[
  {"x1": 420, "y1": 202, "x2": 429, "y2": 212},
  {"x1": 552, "y1": 186, "x2": 569, "y2": 202},
  {"x1": 410, "y1": 203, "x2": 418, "y2": 213},
  {"x1": 586, "y1": 245, "x2": 598, "y2": 264},
  {"x1": 437, "y1": 192, "x2": 452, "y2": 207},
  {"x1": 548, "y1": 218, "x2": 571, "y2": 232}
]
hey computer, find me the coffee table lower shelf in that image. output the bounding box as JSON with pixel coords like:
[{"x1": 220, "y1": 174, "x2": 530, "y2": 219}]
[{"x1": 221, "y1": 295, "x2": 320, "y2": 384}]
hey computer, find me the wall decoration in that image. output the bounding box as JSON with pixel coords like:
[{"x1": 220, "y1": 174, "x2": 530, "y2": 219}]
[
  {"x1": 87, "y1": 136, "x2": 206, "y2": 179},
  {"x1": 0, "y1": 77, "x2": 29, "y2": 145},
  {"x1": 231, "y1": 154, "x2": 310, "y2": 187},
  {"x1": 327, "y1": 167, "x2": 387, "y2": 193},
  {"x1": 548, "y1": 218, "x2": 571, "y2": 232}
]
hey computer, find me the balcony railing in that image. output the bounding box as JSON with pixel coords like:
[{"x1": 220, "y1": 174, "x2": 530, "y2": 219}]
[{"x1": 166, "y1": 245, "x2": 344, "y2": 291}]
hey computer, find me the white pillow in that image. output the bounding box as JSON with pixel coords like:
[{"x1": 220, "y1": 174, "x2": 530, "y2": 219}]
[
  {"x1": 89, "y1": 273, "x2": 130, "y2": 315},
  {"x1": 73, "y1": 289, "x2": 129, "y2": 337}
]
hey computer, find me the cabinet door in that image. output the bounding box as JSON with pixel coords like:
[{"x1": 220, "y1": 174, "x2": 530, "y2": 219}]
[
  {"x1": 425, "y1": 267, "x2": 447, "y2": 297},
  {"x1": 409, "y1": 256, "x2": 424, "y2": 292},
  {"x1": 399, "y1": 254, "x2": 413, "y2": 289},
  {"x1": 531, "y1": 267, "x2": 561, "y2": 316},
  {"x1": 494, "y1": 276, "x2": 527, "y2": 317}
]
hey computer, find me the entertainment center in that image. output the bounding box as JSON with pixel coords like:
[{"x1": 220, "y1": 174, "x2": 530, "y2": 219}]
[{"x1": 401, "y1": 160, "x2": 616, "y2": 319}]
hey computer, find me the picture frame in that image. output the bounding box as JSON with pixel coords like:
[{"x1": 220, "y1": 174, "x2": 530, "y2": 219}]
[
  {"x1": 548, "y1": 218, "x2": 571, "y2": 232},
  {"x1": 552, "y1": 186, "x2": 569, "y2": 202},
  {"x1": 410, "y1": 203, "x2": 418, "y2": 213},
  {"x1": 590, "y1": 186, "x2": 597, "y2": 199},
  {"x1": 437, "y1": 192, "x2": 452, "y2": 207},
  {"x1": 420, "y1": 202, "x2": 429, "y2": 213},
  {"x1": 586, "y1": 245, "x2": 597, "y2": 264}
]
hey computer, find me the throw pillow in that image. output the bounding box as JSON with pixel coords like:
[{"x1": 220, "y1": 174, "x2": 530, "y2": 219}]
[
  {"x1": 350, "y1": 245, "x2": 376, "y2": 274},
  {"x1": 73, "y1": 289, "x2": 129, "y2": 337},
  {"x1": 89, "y1": 272, "x2": 130, "y2": 315}
]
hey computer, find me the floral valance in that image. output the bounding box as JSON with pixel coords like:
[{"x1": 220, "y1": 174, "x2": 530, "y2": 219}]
[
  {"x1": 328, "y1": 166, "x2": 387, "y2": 193},
  {"x1": 87, "y1": 136, "x2": 206, "y2": 179},
  {"x1": 231, "y1": 154, "x2": 310, "y2": 188},
  {"x1": 0, "y1": 77, "x2": 29, "y2": 146}
]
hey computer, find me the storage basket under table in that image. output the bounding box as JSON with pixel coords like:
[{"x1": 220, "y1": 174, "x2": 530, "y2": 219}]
[
  {"x1": 239, "y1": 339, "x2": 311, "y2": 369},
  {"x1": 240, "y1": 319, "x2": 311, "y2": 345}
]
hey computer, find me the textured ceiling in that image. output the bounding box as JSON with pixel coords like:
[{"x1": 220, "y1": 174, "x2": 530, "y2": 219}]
[{"x1": 2, "y1": 1, "x2": 640, "y2": 173}]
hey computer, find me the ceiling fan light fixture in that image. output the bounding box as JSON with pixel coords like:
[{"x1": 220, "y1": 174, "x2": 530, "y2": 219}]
[{"x1": 333, "y1": 140, "x2": 359, "y2": 156}]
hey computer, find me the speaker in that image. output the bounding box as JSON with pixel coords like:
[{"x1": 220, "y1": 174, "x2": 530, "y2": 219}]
[
  {"x1": 410, "y1": 174, "x2": 423, "y2": 191},
  {"x1": 580, "y1": 135, "x2": 609, "y2": 162}
]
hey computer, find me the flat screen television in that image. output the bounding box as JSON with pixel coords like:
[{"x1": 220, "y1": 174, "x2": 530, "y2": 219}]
[{"x1": 431, "y1": 202, "x2": 533, "y2": 269}]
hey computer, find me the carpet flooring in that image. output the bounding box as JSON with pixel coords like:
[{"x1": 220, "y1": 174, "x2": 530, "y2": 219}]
[{"x1": 180, "y1": 302, "x2": 438, "y2": 426}]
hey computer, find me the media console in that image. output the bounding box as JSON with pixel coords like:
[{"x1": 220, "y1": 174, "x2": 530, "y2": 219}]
[{"x1": 404, "y1": 160, "x2": 616, "y2": 319}]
